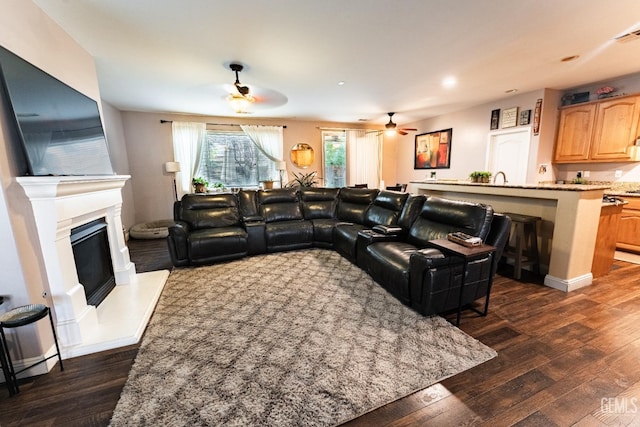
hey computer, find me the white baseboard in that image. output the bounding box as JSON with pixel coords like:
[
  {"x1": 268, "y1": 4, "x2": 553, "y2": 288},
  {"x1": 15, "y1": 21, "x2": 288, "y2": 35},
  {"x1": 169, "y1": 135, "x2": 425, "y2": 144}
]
[{"x1": 544, "y1": 273, "x2": 593, "y2": 292}]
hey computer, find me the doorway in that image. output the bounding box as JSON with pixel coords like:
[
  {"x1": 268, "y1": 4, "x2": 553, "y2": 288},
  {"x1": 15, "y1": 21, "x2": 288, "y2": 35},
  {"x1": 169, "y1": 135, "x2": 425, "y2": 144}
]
[{"x1": 486, "y1": 128, "x2": 531, "y2": 185}]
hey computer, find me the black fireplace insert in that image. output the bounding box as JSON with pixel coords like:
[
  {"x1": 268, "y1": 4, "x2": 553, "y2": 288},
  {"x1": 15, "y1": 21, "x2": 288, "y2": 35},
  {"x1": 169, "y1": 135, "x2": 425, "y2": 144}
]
[{"x1": 70, "y1": 218, "x2": 115, "y2": 307}]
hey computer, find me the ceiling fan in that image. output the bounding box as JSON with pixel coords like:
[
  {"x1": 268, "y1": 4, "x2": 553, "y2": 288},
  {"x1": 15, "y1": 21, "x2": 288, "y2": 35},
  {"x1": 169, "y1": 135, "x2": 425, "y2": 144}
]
[
  {"x1": 384, "y1": 112, "x2": 417, "y2": 135},
  {"x1": 227, "y1": 63, "x2": 255, "y2": 113},
  {"x1": 223, "y1": 63, "x2": 288, "y2": 113}
]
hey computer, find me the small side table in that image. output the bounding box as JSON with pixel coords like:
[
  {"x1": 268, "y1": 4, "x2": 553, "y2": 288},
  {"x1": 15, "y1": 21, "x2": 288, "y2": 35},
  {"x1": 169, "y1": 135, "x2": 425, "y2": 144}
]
[
  {"x1": 0, "y1": 304, "x2": 64, "y2": 396},
  {"x1": 427, "y1": 239, "x2": 496, "y2": 326}
]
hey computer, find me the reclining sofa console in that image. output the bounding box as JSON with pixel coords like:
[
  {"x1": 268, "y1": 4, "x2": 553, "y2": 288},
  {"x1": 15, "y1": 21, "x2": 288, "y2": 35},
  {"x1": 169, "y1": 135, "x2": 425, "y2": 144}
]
[{"x1": 168, "y1": 187, "x2": 511, "y2": 318}]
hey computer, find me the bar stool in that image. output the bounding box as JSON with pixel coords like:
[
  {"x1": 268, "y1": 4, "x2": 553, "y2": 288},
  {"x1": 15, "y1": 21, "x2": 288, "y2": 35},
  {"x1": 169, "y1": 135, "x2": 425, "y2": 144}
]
[
  {"x1": 502, "y1": 213, "x2": 541, "y2": 280},
  {"x1": 0, "y1": 304, "x2": 64, "y2": 396}
]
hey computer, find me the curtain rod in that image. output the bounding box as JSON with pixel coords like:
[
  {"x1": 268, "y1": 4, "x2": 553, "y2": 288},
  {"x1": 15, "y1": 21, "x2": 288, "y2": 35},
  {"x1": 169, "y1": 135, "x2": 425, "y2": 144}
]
[
  {"x1": 317, "y1": 126, "x2": 379, "y2": 132},
  {"x1": 160, "y1": 119, "x2": 286, "y2": 128}
]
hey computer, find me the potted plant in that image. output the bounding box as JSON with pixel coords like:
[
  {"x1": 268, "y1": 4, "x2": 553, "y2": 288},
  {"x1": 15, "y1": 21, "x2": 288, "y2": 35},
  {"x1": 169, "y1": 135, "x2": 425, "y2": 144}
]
[
  {"x1": 261, "y1": 179, "x2": 275, "y2": 189},
  {"x1": 285, "y1": 171, "x2": 320, "y2": 188},
  {"x1": 192, "y1": 177, "x2": 209, "y2": 193},
  {"x1": 469, "y1": 171, "x2": 492, "y2": 183}
]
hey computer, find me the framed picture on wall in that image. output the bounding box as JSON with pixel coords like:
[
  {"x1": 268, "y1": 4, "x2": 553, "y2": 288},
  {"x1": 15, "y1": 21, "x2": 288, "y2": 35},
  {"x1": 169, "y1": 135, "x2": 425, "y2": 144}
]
[
  {"x1": 519, "y1": 109, "x2": 531, "y2": 126},
  {"x1": 490, "y1": 109, "x2": 500, "y2": 130},
  {"x1": 414, "y1": 128, "x2": 452, "y2": 169},
  {"x1": 501, "y1": 107, "x2": 518, "y2": 128},
  {"x1": 533, "y1": 98, "x2": 542, "y2": 135}
]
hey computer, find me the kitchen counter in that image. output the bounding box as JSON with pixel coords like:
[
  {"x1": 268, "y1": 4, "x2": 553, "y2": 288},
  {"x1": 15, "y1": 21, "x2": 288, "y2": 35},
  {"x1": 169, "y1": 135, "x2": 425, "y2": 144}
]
[
  {"x1": 412, "y1": 179, "x2": 610, "y2": 192},
  {"x1": 604, "y1": 190, "x2": 640, "y2": 197},
  {"x1": 409, "y1": 180, "x2": 608, "y2": 292}
]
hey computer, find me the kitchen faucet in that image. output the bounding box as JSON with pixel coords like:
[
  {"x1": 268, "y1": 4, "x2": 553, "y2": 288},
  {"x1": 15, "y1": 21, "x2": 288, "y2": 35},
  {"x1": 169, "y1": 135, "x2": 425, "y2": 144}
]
[{"x1": 493, "y1": 171, "x2": 508, "y2": 184}]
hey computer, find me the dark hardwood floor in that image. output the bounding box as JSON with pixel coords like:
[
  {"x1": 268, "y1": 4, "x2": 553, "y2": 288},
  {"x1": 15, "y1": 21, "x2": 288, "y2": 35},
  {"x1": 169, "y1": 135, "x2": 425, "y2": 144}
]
[{"x1": 2, "y1": 240, "x2": 640, "y2": 426}]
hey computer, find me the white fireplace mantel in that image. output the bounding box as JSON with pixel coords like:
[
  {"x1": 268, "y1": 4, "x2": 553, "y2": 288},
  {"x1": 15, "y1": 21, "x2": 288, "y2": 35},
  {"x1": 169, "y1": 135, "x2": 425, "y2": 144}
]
[{"x1": 16, "y1": 175, "x2": 167, "y2": 360}]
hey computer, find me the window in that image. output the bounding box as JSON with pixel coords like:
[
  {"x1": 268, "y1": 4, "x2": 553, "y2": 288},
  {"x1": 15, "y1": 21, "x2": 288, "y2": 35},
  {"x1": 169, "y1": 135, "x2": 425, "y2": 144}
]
[
  {"x1": 196, "y1": 131, "x2": 277, "y2": 187},
  {"x1": 322, "y1": 131, "x2": 346, "y2": 188}
]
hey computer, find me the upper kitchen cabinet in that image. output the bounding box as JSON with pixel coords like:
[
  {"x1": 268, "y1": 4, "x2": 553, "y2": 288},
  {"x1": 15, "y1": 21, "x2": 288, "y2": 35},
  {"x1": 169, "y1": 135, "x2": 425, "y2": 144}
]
[
  {"x1": 554, "y1": 94, "x2": 640, "y2": 163},
  {"x1": 590, "y1": 96, "x2": 640, "y2": 160},
  {"x1": 554, "y1": 103, "x2": 596, "y2": 162}
]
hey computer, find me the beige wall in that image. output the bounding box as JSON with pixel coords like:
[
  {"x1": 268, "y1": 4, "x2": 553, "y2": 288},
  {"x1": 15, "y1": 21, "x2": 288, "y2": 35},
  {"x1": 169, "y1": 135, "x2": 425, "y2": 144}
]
[
  {"x1": 121, "y1": 111, "x2": 387, "y2": 224},
  {"x1": 102, "y1": 102, "x2": 135, "y2": 228},
  {"x1": 393, "y1": 89, "x2": 560, "y2": 185},
  {"x1": 0, "y1": 0, "x2": 104, "y2": 357}
]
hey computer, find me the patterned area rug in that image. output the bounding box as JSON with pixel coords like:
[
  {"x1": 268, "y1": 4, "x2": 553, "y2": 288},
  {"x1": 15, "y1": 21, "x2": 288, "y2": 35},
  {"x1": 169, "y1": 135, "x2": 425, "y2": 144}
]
[{"x1": 110, "y1": 249, "x2": 496, "y2": 426}]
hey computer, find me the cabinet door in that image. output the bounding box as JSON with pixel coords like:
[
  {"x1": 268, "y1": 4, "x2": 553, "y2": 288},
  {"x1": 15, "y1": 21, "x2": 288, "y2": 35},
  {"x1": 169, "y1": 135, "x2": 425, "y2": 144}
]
[
  {"x1": 554, "y1": 104, "x2": 596, "y2": 163},
  {"x1": 616, "y1": 198, "x2": 640, "y2": 253},
  {"x1": 590, "y1": 96, "x2": 640, "y2": 160}
]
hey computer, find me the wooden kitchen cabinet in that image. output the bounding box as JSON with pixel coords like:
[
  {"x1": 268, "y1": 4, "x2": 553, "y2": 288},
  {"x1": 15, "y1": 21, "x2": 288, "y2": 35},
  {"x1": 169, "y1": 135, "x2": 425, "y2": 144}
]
[
  {"x1": 554, "y1": 103, "x2": 596, "y2": 162},
  {"x1": 590, "y1": 96, "x2": 640, "y2": 160},
  {"x1": 554, "y1": 94, "x2": 640, "y2": 163},
  {"x1": 616, "y1": 197, "x2": 640, "y2": 253}
]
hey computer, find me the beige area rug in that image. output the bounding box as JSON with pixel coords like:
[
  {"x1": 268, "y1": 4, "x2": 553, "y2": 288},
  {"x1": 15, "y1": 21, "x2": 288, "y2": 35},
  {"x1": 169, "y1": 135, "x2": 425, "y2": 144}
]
[{"x1": 110, "y1": 249, "x2": 496, "y2": 426}]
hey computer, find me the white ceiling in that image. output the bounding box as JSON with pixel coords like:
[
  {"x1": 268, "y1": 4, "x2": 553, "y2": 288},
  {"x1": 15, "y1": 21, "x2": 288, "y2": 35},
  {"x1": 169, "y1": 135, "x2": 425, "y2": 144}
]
[{"x1": 33, "y1": 0, "x2": 640, "y2": 126}]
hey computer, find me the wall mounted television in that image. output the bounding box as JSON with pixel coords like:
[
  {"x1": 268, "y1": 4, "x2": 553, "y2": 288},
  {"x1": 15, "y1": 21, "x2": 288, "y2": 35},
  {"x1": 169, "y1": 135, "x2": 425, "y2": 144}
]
[{"x1": 0, "y1": 46, "x2": 114, "y2": 176}]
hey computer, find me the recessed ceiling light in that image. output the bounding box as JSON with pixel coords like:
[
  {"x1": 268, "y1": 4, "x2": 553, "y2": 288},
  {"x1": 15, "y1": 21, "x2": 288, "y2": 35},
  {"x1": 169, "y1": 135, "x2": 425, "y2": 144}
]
[
  {"x1": 442, "y1": 76, "x2": 457, "y2": 88},
  {"x1": 337, "y1": 81, "x2": 345, "y2": 86},
  {"x1": 561, "y1": 55, "x2": 580, "y2": 62},
  {"x1": 505, "y1": 89, "x2": 518, "y2": 94}
]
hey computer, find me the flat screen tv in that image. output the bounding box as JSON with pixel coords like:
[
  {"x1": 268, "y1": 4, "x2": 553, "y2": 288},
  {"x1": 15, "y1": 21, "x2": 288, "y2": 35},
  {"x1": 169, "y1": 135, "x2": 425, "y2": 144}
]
[{"x1": 0, "y1": 46, "x2": 114, "y2": 176}]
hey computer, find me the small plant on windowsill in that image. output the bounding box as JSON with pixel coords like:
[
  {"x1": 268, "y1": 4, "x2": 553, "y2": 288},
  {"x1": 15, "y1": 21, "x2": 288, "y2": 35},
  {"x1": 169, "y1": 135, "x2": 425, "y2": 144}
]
[{"x1": 192, "y1": 177, "x2": 209, "y2": 193}]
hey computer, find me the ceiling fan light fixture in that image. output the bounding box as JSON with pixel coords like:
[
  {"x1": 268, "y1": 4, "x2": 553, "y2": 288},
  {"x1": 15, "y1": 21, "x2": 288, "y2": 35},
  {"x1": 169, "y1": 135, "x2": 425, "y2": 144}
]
[
  {"x1": 227, "y1": 62, "x2": 255, "y2": 113},
  {"x1": 383, "y1": 112, "x2": 417, "y2": 136},
  {"x1": 227, "y1": 92, "x2": 254, "y2": 114}
]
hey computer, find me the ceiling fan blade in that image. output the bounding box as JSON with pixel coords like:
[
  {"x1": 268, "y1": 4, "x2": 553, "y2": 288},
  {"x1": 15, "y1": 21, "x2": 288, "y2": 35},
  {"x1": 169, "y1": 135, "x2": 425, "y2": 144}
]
[
  {"x1": 401, "y1": 128, "x2": 418, "y2": 131},
  {"x1": 398, "y1": 130, "x2": 408, "y2": 136}
]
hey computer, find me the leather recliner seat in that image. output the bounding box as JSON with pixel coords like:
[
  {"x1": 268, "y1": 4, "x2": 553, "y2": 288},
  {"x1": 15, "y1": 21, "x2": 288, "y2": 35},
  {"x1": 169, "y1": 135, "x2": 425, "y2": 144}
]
[
  {"x1": 257, "y1": 188, "x2": 314, "y2": 253},
  {"x1": 167, "y1": 193, "x2": 248, "y2": 266},
  {"x1": 357, "y1": 197, "x2": 508, "y2": 315},
  {"x1": 299, "y1": 187, "x2": 341, "y2": 248}
]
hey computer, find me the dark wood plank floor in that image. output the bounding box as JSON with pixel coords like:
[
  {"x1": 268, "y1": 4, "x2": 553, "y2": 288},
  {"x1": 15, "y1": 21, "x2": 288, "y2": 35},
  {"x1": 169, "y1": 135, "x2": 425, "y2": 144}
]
[{"x1": 2, "y1": 240, "x2": 640, "y2": 426}]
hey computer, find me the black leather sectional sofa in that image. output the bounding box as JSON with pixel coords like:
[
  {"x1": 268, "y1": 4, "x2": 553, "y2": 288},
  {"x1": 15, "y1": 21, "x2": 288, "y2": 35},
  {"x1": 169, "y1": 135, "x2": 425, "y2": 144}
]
[{"x1": 167, "y1": 187, "x2": 511, "y2": 317}]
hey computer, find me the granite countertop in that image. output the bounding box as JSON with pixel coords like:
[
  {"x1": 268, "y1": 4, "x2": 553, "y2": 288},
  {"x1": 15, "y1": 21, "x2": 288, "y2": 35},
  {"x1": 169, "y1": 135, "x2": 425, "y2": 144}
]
[
  {"x1": 411, "y1": 180, "x2": 611, "y2": 192},
  {"x1": 603, "y1": 190, "x2": 640, "y2": 197},
  {"x1": 602, "y1": 201, "x2": 628, "y2": 207}
]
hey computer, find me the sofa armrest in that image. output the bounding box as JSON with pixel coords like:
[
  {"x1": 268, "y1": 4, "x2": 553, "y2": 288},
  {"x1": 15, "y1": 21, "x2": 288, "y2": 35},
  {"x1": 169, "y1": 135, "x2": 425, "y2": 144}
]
[
  {"x1": 372, "y1": 224, "x2": 404, "y2": 236},
  {"x1": 244, "y1": 220, "x2": 267, "y2": 255},
  {"x1": 409, "y1": 248, "x2": 456, "y2": 271},
  {"x1": 242, "y1": 215, "x2": 264, "y2": 223},
  {"x1": 409, "y1": 248, "x2": 466, "y2": 315},
  {"x1": 167, "y1": 221, "x2": 190, "y2": 266},
  {"x1": 357, "y1": 229, "x2": 402, "y2": 245}
]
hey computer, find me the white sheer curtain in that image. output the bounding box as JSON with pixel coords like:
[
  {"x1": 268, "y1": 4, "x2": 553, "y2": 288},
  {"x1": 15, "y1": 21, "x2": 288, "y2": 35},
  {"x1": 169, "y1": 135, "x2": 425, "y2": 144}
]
[
  {"x1": 172, "y1": 121, "x2": 206, "y2": 199},
  {"x1": 346, "y1": 130, "x2": 382, "y2": 189},
  {"x1": 240, "y1": 125, "x2": 288, "y2": 185}
]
